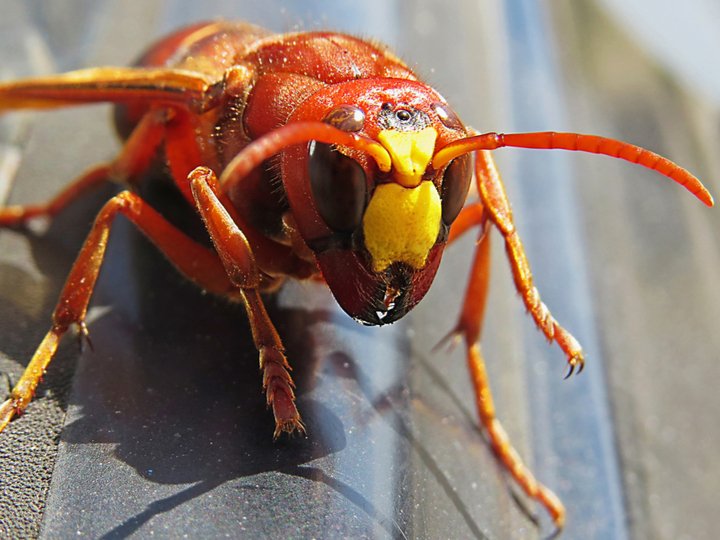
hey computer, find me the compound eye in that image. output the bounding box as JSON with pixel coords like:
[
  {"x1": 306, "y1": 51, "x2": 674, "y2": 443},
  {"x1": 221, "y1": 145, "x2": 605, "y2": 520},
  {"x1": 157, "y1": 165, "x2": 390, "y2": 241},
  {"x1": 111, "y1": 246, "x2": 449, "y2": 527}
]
[
  {"x1": 308, "y1": 141, "x2": 368, "y2": 232},
  {"x1": 431, "y1": 102, "x2": 464, "y2": 131},
  {"x1": 323, "y1": 105, "x2": 366, "y2": 132},
  {"x1": 440, "y1": 154, "x2": 472, "y2": 225}
]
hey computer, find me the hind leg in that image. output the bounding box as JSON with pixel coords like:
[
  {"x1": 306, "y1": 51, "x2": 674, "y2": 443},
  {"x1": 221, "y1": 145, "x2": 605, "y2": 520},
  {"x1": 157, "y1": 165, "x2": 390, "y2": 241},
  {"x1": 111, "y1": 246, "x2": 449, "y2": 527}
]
[{"x1": 0, "y1": 108, "x2": 167, "y2": 226}]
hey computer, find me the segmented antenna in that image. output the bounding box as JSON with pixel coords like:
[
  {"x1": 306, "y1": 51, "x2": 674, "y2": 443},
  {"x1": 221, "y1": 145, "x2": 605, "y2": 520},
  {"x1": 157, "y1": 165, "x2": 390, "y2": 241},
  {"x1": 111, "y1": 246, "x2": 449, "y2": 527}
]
[{"x1": 432, "y1": 131, "x2": 714, "y2": 207}]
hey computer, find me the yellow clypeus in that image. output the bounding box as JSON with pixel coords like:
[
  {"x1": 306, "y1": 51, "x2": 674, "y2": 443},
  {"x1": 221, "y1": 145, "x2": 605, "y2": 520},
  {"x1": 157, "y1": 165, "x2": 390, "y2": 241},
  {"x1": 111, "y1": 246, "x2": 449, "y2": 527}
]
[{"x1": 362, "y1": 181, "x2": 441, "y2": 272}]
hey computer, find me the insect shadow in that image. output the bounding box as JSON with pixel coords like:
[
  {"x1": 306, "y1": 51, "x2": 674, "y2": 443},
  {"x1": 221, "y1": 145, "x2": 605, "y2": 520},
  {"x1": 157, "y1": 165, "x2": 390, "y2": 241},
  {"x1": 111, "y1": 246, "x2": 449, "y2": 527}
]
[{"x1": 5, "y1": 178, "x2": 410, "y2": 538}]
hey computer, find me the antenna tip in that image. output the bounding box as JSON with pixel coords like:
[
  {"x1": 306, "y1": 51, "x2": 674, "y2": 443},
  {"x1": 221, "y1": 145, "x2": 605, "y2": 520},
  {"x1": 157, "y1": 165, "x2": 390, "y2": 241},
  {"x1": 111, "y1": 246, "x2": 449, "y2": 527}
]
[{"x1": 700, "y1": 189, "x2": 714, "y2": 207}]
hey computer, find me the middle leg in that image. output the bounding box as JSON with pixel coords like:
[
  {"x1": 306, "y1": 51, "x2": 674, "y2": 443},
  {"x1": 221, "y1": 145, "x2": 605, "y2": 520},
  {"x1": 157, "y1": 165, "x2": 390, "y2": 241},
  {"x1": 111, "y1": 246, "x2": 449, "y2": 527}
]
[
  {"x1": 0, "y1": 190, "x2": 233, "y2": 432},
  {"x1": 442, "y1": 205, "x2": 566, "y2": 527}
]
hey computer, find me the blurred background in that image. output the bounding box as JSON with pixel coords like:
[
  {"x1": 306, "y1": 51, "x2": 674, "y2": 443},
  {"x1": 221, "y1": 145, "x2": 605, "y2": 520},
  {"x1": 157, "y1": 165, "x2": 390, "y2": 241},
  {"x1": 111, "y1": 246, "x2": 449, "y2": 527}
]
[{"x1": 0, "y1": 1, "x2": 718, "y2": 538}]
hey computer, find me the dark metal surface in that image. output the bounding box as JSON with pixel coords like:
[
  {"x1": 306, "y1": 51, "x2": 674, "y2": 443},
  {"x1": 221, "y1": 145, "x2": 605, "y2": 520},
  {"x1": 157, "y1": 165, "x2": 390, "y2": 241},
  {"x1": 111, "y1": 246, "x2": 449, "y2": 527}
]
[
  {"x1": 0, "y1": 1, "x2": 717, "y2": 539},
  {"x1": 552, "y1": 2, "x2": 720, "y2": 539}
]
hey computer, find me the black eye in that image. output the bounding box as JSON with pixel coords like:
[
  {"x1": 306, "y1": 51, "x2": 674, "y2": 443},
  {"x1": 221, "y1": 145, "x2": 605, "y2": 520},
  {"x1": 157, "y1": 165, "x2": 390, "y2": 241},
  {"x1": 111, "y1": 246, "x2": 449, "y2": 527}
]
[
  {"x1": 308, "y1": 141, "x2": 368, "y2": 232},
  {"x1": 377, "y1": 104, "x2": 430, "y2": 131},
  {"x1": 440, "y1": 154, "x2": 472, "y2": 225},
  {"x1": 323, "y1": 105, "x2": 365, "y2": 132},
  {"x1": 395, "y1": 108, "x2": 412, "y2": 123}
]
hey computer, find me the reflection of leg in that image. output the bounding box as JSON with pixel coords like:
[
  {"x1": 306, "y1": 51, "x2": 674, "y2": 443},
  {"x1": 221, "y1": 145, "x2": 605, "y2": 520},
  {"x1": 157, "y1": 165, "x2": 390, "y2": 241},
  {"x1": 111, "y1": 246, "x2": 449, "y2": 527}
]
[
  {"x1": 466, "y1": 343, "x2": 565, "y2": 528},
  {"x1": 189, "y1": 167, "x2": 303, "y2": 437},
  {"x1": 476, "y1": 150, "x2": 584, "y2": 375},
  {"x1": 0, "y1": 190, "x2": 232, "y2": 432}
]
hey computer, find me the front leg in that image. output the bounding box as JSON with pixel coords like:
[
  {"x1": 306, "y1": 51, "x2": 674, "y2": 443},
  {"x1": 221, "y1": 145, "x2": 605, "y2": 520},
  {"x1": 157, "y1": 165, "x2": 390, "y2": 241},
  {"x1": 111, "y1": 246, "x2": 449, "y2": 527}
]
[
  {"x1": 476, "y1": 150, "x2": 584, "y2": 376},
  {"x1": 188, "y1": 167, "x2": 304, "y2": 438}
]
